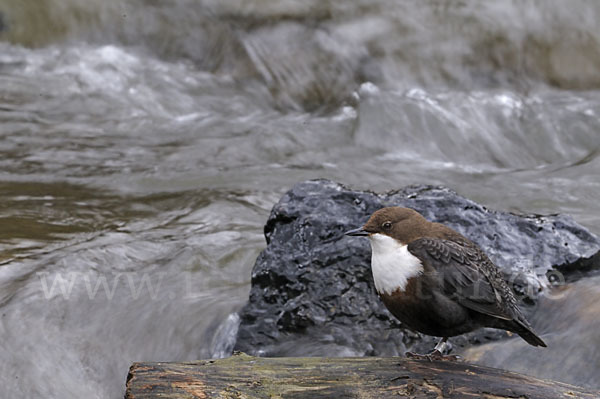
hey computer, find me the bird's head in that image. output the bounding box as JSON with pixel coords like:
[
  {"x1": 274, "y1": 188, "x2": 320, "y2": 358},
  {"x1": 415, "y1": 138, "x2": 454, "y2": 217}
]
[{"x1": 345, "y1": 207, "x2": 428, "y2": 245}]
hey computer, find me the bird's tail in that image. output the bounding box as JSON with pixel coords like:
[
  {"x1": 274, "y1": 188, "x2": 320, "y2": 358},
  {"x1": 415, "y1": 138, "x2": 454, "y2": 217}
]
[{"x1": 512, "y1": 319, "x2": 547, "y2": 347}]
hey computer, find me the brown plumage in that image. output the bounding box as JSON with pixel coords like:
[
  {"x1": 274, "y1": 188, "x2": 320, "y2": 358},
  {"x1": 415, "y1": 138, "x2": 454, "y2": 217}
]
[{"x1": 346, "y1": 207, "x2": 546, "y2": 352}]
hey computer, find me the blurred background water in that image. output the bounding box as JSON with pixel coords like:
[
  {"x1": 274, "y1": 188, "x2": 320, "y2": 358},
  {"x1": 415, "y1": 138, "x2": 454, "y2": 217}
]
[{"x1": 0, "y1": 1, "x2": 599, "y2": 397}]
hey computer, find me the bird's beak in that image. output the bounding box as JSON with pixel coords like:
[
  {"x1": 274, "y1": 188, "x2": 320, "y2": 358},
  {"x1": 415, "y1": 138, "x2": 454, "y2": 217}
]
[{"x1": 345, "y1": 227, "x2": 369, "y2": 236}]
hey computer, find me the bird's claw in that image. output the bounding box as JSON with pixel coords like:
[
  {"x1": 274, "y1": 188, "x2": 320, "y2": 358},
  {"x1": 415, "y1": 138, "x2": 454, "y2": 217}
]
[{"x1": 405, "y1": 350, "x2": 461, "y2": 362}]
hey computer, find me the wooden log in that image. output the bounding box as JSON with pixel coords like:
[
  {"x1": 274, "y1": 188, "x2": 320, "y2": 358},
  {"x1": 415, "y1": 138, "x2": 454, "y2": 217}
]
[{"x1": 125, "y1": 352, "x2": 598, "y2": 399}]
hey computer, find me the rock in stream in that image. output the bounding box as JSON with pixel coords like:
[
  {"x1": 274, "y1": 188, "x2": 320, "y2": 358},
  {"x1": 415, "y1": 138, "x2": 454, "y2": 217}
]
[{"x1": 234, "y1": 180, "x2": 600, "y2": 356}]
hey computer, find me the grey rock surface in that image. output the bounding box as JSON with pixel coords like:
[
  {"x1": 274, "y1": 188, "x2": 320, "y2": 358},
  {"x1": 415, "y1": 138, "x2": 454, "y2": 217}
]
[{"x1": 234, "y1": 179, "x2": 600, "y2": 356}]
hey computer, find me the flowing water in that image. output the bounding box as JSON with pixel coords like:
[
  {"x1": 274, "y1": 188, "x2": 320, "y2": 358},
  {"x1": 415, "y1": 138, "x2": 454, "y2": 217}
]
[{"x1": 0, "y1": 1, "x2": 599, "y2": 397}]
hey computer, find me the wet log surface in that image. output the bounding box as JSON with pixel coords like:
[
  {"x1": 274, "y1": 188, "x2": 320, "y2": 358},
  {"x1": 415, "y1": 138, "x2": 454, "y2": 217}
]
[{"x1": 125, "y1": 352, "x2": 598, "y2": 398}]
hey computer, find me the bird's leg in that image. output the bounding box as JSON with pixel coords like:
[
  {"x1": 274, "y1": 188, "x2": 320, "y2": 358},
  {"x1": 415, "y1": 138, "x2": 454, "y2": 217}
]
[
  {"x1": 433, "y1": 337, "x2": 450, "y2": 354},
  {"x1": 405, "y1": 338, "x2": 460, "y2": 361}
]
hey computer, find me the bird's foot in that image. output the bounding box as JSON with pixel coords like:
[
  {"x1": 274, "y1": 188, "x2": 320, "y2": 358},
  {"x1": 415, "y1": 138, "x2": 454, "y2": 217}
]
[
  {"x1": 404, "y1": 338, "x2": 460, "y2": 361},
  {"x1": 405, "y1": 350, "x2": 461, "y2": 362}
]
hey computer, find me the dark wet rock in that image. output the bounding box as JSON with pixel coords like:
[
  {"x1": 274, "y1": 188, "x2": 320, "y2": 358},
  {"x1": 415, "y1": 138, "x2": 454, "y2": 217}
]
[{"x1": 234, "y1": 179, "x2": 600, "y2": 357}]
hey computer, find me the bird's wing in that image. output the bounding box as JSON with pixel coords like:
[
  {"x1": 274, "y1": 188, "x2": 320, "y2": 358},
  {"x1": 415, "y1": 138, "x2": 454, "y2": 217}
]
[{"x1": 408, "y1": 237, "x2": 515, "y2": 321}]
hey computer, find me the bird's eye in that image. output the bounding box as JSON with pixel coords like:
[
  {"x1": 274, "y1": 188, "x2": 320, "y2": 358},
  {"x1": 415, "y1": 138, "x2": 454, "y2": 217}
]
[{"x1": 382, "y1": 221, "x2": 392, "y2": 230}]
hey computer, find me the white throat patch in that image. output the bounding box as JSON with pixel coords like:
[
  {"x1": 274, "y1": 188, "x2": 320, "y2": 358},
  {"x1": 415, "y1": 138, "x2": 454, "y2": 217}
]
[{"x1": 368, "y1": 233, "x2": 423, "y2": 295}]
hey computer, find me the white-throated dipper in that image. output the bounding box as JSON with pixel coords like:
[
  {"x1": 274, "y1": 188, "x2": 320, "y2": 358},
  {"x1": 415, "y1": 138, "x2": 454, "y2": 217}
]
[{"x1": 346, "y1": 207, "x2": 546, "y2": 359}]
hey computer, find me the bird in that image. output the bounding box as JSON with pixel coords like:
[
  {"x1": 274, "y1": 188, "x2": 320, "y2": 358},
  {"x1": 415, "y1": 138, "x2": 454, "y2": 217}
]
[{"x1": 345, "y1": 206, "x2": 546, "y2": 360}]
